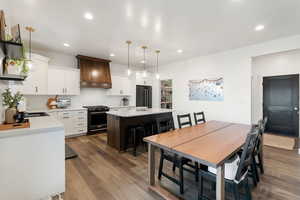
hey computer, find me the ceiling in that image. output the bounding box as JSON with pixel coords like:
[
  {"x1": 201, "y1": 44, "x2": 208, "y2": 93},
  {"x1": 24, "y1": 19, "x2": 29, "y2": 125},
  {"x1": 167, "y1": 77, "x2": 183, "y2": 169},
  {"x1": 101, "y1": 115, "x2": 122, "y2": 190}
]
[{"x1": 2, "y1": 0, "x2": 300, "y2": 70}]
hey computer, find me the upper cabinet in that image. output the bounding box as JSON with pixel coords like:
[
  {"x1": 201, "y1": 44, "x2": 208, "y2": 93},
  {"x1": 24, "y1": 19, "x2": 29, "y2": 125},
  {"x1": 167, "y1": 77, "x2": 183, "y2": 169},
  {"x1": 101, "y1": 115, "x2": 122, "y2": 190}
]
[
  {"x1": 11, "y1": 53, "x2": 49, "y2": 95},
  {"x1": 76, "y1": 55, "x2": 112, "y2": 89},
  {"x1": 48, "y1": 67, "x2": 80, "y2": 95},
  {"x1": 107, "y1": 75, "x2": 132, "y2": 96}
]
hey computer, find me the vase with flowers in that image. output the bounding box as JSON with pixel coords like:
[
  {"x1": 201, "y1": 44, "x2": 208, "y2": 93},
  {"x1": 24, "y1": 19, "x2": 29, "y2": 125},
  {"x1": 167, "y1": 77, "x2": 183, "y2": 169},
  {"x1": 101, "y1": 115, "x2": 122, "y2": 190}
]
[{"x1": 2, "y1": 89, "x2": 23, "y2": 124}]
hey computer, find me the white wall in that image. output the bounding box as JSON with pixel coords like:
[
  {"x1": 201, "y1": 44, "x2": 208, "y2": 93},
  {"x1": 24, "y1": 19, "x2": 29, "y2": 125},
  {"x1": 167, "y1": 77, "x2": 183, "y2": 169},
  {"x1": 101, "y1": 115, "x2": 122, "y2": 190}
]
[
  {"x1": 158, "y1": 35, "x2": 300, "y2": 125},
  {"x1": 252, "y1": 49, "x2": 300, "y2": 124}
]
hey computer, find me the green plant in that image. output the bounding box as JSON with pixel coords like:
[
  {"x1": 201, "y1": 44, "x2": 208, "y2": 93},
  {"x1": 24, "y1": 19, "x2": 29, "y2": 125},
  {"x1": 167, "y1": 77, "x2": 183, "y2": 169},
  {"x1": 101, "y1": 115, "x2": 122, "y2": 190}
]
[
  {"x1": 2, "y1": 89, "x2": 23, "y2": 108},
  {"x1": 5, "y1": 43, "x2": 30, "y2": 76}
]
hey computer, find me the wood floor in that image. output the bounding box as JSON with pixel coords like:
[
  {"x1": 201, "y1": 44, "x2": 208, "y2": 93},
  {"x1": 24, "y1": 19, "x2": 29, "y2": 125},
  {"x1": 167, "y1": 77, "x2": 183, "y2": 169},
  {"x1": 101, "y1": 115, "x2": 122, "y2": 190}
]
[{"x1": 65, "y1": 134, "x2": 300, "y2": 200}]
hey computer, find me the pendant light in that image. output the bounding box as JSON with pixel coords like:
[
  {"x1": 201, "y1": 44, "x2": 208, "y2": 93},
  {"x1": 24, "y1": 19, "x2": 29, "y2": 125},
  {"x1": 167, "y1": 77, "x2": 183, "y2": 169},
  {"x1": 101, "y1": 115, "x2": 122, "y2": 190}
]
[
  {"x1": 155, "y1": 50, "x2": 160, "y2": 79},
  {"x1": 126, "y1": 40, "x2": 132, "y2": 76},
  {"x1": 25, "y1": 26, "x2": 35, "y2": 71},
  {"x1": 142, "y1": 46, "x2": 147, "y2": 77}
]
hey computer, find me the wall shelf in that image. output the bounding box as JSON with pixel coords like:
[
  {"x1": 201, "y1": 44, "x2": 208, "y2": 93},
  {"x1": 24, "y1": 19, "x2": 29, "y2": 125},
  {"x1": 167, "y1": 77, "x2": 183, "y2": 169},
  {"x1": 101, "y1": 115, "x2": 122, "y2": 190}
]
[{"x1": 0, "y1": 74, "x2": 26, "y2": 81}]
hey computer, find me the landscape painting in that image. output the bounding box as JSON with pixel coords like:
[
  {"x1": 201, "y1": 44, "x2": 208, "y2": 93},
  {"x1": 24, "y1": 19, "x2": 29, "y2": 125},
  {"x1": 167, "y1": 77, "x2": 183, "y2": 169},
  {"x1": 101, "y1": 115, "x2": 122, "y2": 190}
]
[{"x1": 189, "y1": 77, "x2": 224, "y2": 101}]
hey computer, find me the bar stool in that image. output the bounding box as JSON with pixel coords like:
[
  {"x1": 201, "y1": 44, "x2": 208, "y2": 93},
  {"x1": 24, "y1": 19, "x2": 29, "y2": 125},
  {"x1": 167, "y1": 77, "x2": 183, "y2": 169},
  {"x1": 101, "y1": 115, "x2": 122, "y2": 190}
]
[{"x1": 127, "y1": 125, "x2": 146, "y2": 156}]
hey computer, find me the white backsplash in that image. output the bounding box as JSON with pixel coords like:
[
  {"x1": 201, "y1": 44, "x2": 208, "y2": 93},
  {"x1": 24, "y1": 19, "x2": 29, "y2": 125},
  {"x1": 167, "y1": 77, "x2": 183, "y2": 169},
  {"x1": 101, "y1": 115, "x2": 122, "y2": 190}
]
[{"x1": 25, "y1": 88, "x2": 132, "y2": 111}]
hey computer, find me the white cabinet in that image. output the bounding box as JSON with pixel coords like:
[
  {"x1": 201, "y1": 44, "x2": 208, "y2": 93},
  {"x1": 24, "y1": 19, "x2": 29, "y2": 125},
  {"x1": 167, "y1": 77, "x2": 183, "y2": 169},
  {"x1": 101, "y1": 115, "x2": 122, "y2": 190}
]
[
  {"x1": 11, "y1": 54, "x2": 49, "y2": 95},
  {"x1": 48, "y1": 67, "x2": 80, "y2": 95},
  {"x1": 49, "y1": 109, "x2": 87, "y2": 137},
  {"x1": 108, "y1": 75, "x2": 131, "y2": 96}
]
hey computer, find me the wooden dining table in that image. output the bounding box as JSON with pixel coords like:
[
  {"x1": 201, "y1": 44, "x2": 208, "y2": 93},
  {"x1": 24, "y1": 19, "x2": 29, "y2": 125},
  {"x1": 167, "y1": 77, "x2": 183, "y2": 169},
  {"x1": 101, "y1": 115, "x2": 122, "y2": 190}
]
[{"x1": 144, "y1": 120, "x2": 251, "y2": 200}]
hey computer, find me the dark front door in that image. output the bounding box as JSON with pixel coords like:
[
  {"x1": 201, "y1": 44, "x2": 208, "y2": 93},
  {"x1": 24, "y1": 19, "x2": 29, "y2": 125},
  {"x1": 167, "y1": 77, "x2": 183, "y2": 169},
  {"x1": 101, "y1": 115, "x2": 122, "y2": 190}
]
[{"x1": 263, "y1": 74, "x2": 299, "y2": 137}]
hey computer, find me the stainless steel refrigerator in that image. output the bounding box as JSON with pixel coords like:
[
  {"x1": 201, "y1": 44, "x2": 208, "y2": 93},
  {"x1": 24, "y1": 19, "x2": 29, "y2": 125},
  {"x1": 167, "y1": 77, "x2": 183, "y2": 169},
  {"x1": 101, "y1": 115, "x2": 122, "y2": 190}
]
[{"x1": 136, "y1": 85, "x2": 152, "y2": 108}]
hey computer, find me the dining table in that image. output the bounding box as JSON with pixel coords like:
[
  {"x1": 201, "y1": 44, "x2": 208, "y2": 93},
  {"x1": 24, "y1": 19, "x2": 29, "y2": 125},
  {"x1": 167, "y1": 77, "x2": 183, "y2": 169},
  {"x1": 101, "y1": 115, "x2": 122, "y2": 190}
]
[{"x1": 143, "y1": 120, "x2": 251, "y2": 200}]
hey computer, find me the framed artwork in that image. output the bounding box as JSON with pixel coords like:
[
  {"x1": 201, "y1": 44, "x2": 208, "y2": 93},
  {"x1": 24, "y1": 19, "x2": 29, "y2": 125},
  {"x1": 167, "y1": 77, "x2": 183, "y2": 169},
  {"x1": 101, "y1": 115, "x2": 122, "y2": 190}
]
[{"x1": 189, "y1": 77, "x2": 224, "y2": 101}]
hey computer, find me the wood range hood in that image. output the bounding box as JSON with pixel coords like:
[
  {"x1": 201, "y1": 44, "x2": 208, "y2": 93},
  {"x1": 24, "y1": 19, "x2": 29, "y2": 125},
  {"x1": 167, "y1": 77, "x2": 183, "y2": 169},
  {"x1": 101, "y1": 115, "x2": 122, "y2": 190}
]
[{"x1": 76, "y1": 55, "x2": 112, "y2": 89}]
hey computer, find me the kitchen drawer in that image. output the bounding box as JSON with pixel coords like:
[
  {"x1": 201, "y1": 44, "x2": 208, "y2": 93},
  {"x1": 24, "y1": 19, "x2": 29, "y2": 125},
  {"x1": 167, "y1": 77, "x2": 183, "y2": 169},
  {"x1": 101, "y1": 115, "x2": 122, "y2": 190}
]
[
  {"x1": 74, "y1": 127, "x2": 87, "y2": 134},
  {"x1": 57, "y1": 111, "x2": 73, "y2": 119},
  {"x1": 74, "y1": 110, "x2": 87, "y2": 115}
]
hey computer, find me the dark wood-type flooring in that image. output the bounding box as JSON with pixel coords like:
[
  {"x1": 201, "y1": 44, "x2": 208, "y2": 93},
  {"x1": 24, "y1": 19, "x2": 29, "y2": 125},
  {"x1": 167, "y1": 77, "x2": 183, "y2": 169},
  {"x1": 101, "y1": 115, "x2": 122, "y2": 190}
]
[{"x1": 65, "y1": 134, "x2": 300, "y2": 200}]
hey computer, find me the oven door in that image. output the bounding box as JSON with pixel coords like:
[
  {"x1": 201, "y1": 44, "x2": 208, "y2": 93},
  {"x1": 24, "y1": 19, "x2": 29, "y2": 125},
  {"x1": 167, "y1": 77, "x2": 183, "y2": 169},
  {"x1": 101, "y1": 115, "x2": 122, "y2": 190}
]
[{"x1": 88, "y1": 111, "x2": 107, "y2": 133}]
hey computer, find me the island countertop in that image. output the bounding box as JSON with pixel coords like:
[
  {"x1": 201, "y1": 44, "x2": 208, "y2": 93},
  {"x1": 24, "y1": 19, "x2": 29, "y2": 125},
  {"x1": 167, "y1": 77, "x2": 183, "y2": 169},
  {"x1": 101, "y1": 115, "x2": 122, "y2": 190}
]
[
  {"x1": 106, "y1": 108, "x2": 173, "y2": 117},
  {"x1": 0, "y1": 116, "x2": 64, "y2": 139}
]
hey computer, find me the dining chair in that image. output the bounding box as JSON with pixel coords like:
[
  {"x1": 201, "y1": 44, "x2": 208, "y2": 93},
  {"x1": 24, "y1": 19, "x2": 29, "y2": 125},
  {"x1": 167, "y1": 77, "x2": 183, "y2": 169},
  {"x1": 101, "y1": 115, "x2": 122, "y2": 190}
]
[
  {"x1": 198, "y1": 129, "x2": 259, "y2": 200},
  {"x1": 157, "y1": 117, "x2": 199, "y2": 194},
  {"x1": 194, "y1": 112, "x2": 206, "y2": 125},
  {"x1": 253, "y1": 117, "x2": 268, "y2": 175},
  {"x1": 177, "y1": 114, "x2": 193, "y2": 128}
]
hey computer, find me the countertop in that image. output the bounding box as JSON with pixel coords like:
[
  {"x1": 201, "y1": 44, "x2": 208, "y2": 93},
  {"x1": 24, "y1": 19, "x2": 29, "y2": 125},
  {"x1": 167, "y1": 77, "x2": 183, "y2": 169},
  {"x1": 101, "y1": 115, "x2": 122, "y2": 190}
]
[
  {"x1": 106, "y1": 108, "x2": 173, "y2": 117},
  {"x1": 0, "y1": 116, "x2": 64, "y2": 139},
  {"x1": 27, "y1": 107, "x2": 87, "y2": 113}
]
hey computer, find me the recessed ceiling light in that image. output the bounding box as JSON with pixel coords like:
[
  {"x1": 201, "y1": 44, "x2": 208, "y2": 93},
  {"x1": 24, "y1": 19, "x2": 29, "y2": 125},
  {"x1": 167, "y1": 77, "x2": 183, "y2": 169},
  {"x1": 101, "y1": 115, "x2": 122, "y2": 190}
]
[
  {"x1": 255, "y1": 25, "x2": 265, "y2": 31},
  {"x1": 140, "y1": 60, "x2": 146, "y2": 64},
  {"x1": 177, "y1": 49, "x2": 183, "y2": 53},
  {"x1": 109, "y1": 53, "x2": 115, "y2": 57},
  {"x1": 84, "y1": 12, "x2": 93, "y2": 20},
  {"x1": 63, "y1": 43, "x2": 70, "y2": 47}
]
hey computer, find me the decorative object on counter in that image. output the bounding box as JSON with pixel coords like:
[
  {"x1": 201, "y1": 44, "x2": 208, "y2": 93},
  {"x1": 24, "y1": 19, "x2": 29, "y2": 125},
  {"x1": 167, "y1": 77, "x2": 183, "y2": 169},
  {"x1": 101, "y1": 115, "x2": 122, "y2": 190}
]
[
  {"x1": 121, "y1": 97, "x2": 129, "y2": 106},
  {"x1": 0, "y1": 10, "x2": 6, "y2": 41},
  {"x1": 189, "y1": 77, "x2": 224, "y2": 101},
  {"x1": 25, "y1": 26, "x2": 35, "y2": 71},
  {"x1": 2, "y1": 88, "x2": 24, "y2": 124},
  {"x1": 155, "y1": 49, "x2": 160, "y2": 79},
  {"x1": 56, "y1": 97, "x2": 71, "y2": 108},
  {"x1": 0, "y1": 118, "x2": 30, "y2": 130},
  {"x1": 47, "y1": 96, "x2": 58, "y2": 109},
  {"x1": 126, "y1": 40, "x2": 132, "y2": 76},
  {"x1": 14, "y1": 111, "x2": 25, "y2": 123},
  {"x1": 11, "y1": 24, "x2": 21, "y2": 43}
]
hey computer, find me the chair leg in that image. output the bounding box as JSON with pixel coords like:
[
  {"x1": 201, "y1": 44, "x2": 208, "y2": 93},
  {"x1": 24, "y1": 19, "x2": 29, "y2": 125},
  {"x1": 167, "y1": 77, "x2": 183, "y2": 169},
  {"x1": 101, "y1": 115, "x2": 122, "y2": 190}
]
[
  {"x1": 233, "y1": 183, "x2": 240, "y2": 200},
  {"x1": 252, "y1": 157, "x2": 259, "y2": 183},
  {"x1": 179, "y1": 159, "x2": 184, "y2": 194},
  {"x1": 245, "y1": 177, "x2": 252, "y2": 200},
  {"x1": 257, "y1": 153, "x2": 264, "y2": 174},
  {"x1": 198, "y1": 173, "x2": 204, "y2": 200},
  {"x1": 133, "y1": 129, "x2": 137, "y2": 156},
  {"x1": 195, "y1": 162, "x2": 199, "y2": 182},
  {"x1": 158, "y1": 151, "x2": 164, "y2": 180},
  {"x1": 172, "y1": 155, "x2": 177, "y2": 172},
  {"x1": 250, "y1": 160, "x2": 257, "y2": 187}
]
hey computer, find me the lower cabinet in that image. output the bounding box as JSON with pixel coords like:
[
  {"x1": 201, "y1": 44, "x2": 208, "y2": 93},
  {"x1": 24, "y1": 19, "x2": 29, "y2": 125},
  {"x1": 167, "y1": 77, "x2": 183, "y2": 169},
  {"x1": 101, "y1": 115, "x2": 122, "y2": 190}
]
[{"x1": 49, "y1": 109, "x2": 87, "y2": 137}]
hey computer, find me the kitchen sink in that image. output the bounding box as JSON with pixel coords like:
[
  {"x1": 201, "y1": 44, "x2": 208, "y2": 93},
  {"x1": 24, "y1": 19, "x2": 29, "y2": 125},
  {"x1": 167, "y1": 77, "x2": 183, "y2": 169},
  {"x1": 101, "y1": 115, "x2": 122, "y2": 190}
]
[{"x1": 25, "y1": 112, "x2": 49, "y2": 117}]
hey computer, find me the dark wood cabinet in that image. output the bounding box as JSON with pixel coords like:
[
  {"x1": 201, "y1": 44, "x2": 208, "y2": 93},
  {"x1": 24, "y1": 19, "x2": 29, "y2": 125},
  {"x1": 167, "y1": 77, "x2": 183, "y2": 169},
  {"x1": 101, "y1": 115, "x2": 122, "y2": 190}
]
[{"x1": 76, "y1": 55, "x2": 112, "y2": 88}]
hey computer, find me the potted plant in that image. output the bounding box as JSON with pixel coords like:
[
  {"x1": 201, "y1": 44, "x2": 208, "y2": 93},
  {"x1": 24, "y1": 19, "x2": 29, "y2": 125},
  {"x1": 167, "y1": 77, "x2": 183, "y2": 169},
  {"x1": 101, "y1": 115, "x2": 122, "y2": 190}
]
[
  {"x1": 4, "y1": 46, "x2": 30, "y2": 76},
  {"x1": 2, "y1": 89, "x2": 23, "y2": 124}
]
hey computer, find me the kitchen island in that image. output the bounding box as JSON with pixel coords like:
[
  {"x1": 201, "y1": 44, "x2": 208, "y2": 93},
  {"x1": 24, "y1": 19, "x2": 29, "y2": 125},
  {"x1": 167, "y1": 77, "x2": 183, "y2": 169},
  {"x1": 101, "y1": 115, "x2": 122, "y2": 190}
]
[
  {"x1": 106, "y1": 108, "x2": 173, "y2": 151},
  {"x1": 0, "y1": 116, "x2": 65, "y2": 200}
]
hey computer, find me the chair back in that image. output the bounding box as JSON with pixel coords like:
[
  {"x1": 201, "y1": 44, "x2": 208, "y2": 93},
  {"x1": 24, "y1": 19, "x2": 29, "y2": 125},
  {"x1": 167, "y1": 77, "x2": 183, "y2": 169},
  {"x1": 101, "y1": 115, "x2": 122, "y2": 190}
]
[
  {"x1": 193, "y1": 112, "x2": 206, "y2": 125},
  {"x1": 156, "y1": 117, "x2": 175, "y2": 134},
  {"x1": 235, "y1": 129, "x2": 259, "y2": 182},
  {"x1": 177, "y1": 114, "x2": 192, "y2": 128}
]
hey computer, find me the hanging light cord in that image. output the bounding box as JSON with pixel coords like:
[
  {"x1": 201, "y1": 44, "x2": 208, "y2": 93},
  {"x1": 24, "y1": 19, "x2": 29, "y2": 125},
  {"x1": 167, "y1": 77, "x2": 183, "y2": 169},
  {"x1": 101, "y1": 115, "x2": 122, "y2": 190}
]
[
  {"x1": 127, "y1": 42, "x2": 129, "y2": 71},
  {"x1": 156, "y1": 51, "x2": 159, "y2": 73},
  {"x1": 29, "y1": 30, "x2": 31, "y2": 60},
  {"x1": 143, "y1": 47, "x2": 146, "y2": 71}
]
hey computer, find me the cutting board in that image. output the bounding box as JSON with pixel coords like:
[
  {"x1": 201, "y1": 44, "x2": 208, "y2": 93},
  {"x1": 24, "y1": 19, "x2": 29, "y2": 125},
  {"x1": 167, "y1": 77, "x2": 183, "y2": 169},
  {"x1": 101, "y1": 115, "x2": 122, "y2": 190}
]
[{"x1": 0, "y1": 119, "x2": 30, "y2": 131}]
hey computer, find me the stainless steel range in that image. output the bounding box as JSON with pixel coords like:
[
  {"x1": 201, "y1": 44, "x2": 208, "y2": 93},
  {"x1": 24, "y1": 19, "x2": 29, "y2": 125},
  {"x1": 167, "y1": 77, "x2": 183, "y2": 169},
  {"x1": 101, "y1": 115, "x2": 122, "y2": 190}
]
[{"x1": 83, "y1": 105, "x2": 110, "y2": 134}]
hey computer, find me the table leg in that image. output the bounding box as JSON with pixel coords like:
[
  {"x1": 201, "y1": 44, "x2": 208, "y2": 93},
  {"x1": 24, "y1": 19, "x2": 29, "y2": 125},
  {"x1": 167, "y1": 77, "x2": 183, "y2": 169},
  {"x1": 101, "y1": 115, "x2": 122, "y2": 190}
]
[
  {"x1": 216, "y1": 164, "x2": 225, "y2": 200},
  {"x1": 148, "y1": 143, "x2": 156, "y2": 185}
]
